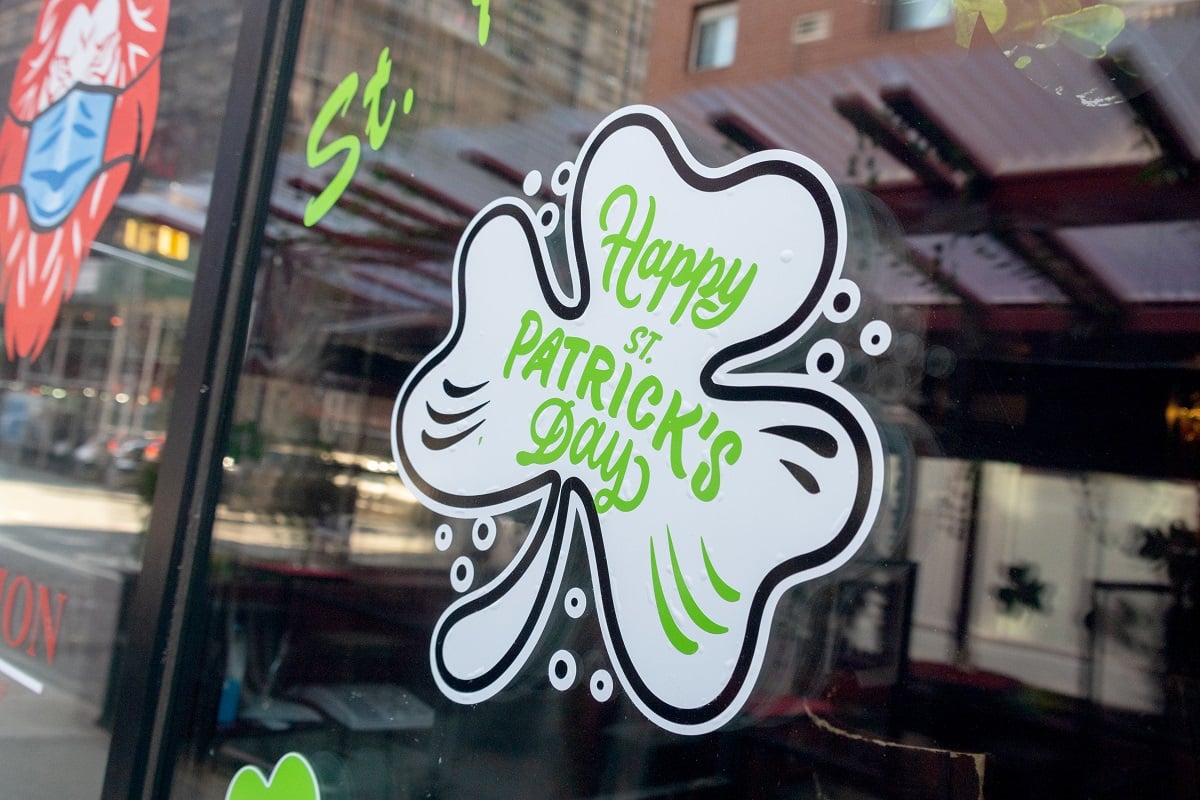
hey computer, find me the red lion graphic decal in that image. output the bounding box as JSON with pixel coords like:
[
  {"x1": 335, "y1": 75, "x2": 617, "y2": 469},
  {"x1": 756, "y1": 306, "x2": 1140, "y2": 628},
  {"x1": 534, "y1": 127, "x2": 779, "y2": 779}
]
[{"x1": 0, "y1": 0, "x2": 169, "y2": 361}]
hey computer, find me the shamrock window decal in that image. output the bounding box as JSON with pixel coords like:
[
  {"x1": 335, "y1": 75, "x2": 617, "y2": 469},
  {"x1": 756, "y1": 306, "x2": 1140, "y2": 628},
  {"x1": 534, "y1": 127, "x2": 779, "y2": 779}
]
[{"x1": 391, "y1": 105, "x2": 888, "y2": 735}]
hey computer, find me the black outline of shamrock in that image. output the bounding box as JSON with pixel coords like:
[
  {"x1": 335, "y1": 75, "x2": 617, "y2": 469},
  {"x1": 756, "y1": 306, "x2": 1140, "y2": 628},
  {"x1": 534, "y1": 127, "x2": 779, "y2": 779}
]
[{"x1": 393, "y1": 106, "x2": 882, "y2": 733}]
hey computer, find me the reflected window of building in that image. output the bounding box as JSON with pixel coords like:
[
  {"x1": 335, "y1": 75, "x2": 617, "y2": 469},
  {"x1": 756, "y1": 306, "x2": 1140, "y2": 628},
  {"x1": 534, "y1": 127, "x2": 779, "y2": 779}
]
[
  {"x1": 792, "y1": 10, "x2": 833, "y2": 45},
  {"x1": 691, "y1": 1, "x2": 738, "y2": 70},
  {"x1": 888, "y1": 0, "x2": 952, "y2": 31}
]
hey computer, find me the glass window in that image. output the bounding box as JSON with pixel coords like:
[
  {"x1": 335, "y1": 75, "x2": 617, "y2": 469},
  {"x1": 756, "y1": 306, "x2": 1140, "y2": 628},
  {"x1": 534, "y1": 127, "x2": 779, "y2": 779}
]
[
  {"x1": 150, "y1": 1, "x2": 1200, "y2": 799},
  {"x1": 691, "y1": 2, "x2": 738, "y2": 70},
  {"x1": 889, "y1": 0, "x2": 953, "y2": 32},
  {"x1": 0, "y1": 0, "x2": 243, "y2": 797}
]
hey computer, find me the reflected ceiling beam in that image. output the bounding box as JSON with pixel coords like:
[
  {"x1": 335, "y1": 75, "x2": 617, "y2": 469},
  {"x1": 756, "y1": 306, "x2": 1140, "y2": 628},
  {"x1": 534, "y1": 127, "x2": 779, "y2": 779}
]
[
  {"x1": 880, "y1": 86, "x2": 992, "y2": 197},
  {"x1": 926, "y1": 302, "x2": 1200, "y2": 335},
  {"x1": 344, "y1": 181, "x2": 466, "y2": 238},
  {"x1": 268, "y1": 205, "x2": 451, "y2": 262},
  {"x1": 833, "y1": 94, "x2": 959, "y2": 196},
  {"x1": 460, "y1": 150, "x2": 558, "y2": 202},
  {"x1": 321, "y1": 310, "x2": 448, "y2": 336},
  {"x1": 340, "y1": 252, "x2": 452, "y2": 284},
  {"x1": 1126, "y1": 305, "x2": 1200, "y2": 334},
  {"x1": 901, "y1": 243, "x2": 987, "y2": 315},
  {"x1": 343, "y1": 266, "x2": 452, "y2": 311},
  {"x1": 991, "y1": 228, "x2": 1124, "y2": 322},
  {"x1": 834, "y1": 81, "x2": 1199, "y2": 233},
  {"x1": 923, "y1": 304, "x2": 1106, "y2": 334},
  {"x1": 1101, "y1": 57, "x2": 1197, "y2": 169},
  {"x1": 374, "y1": 163, "x2": 479, "y2": 219},
  {"x1": 709, "y1": 113, "x2": 778, "y2": 154},
  {"x1": 312, "y1": 266, "x2": 447, "y2": 313},
  {"x1": 461, "y1": 149, "x2": 526, "y2": 186},
  {"x1": 870, "y1": 164, "x2": 1200, "y2": 233},
  {"x1": 287, "y1": 177, "x2": 426, "y2": 237}
]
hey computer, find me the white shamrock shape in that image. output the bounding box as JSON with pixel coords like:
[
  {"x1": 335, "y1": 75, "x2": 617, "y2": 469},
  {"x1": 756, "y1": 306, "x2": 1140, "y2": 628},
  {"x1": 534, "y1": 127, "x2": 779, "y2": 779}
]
[{"x1": 392, "y1": 106, "x2": 885, "y2": 735}]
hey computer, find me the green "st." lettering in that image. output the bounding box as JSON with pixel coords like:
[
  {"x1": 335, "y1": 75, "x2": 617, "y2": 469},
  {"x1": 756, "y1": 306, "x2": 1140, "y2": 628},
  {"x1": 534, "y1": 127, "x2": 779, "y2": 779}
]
[
  {"x1": 362, "y1": 48, "x2": 397, "y2": 150},
  {"x1": 304, "y1": 49, "x2": 415, "y2": 227}
]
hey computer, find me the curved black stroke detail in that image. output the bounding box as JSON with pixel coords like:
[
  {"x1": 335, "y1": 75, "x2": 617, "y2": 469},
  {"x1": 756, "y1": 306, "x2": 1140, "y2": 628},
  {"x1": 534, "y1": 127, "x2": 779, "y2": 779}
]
[
  {"x1": 762, "y1": 424, "x2": 840, "y2": 458},
  {"x1": 780, "y1": 459, "x2": 821, "y2": 494},
  {"x1": 443, "y1": 378, "x2": 489, "y2": 398},
  {"x1": 426, "y1": 399, "x2": 489, "y2": 425},
  {"x1": 421, "y1": 418, "x2": 486, "y2": 451}
]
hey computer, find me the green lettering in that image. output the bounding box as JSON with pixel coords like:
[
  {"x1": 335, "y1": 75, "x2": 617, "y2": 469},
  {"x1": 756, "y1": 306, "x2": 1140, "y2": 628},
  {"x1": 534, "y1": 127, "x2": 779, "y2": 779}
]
[
  {"x1": 504, "y1": 309, "x2": 542, "y2": 378},
  {"x1": 576, "y1": 344, "x2": 616, "y2": 413},
  {"x1": 638, "y1": 238, "x2": 673, "y2": 312},
  {"x1": 685, "y1": 249, "x2": 726, "y2": 324},
  {"x1": 666, "y1": 245, "x2": 704, "y2": 324},
  {"x1": 570, "y1": 416, "x2": 606, "y2": 466},
  {"x1": 304, "y1": 73, "x2": 361, "y2": 227},
  {"x1": 599, "y1": 185, "x2": 653, "y2": 309},
  {"x1": 652, "y1": 391, "x2": 704, "y2": 479},
  {"x1": 472, "y1": 0, "x2": 491, "y2": 45},
  {"x1": 607, "y1": 361, "x2": 634, "y2": 419},
  {"x1": 522, "y1": 327, "x2": 565, "y2": 387},
  {"x1": 557, "y1": 336, "x2": 591, "y2": 391},
  {"x1": 516, "y1": 398, "x2": 573, "y2": 466},
  {"x1": 595, "y1": 453, "x2": 650, "y2": 513},
  {"x1": 694, "y1": 258, "x2": 757, "y2": 329},
  {"x1": 627, "y1": 374, "x2": 663, "y2": 431},
  {"x1": 581, "y1": 421, "x2": 635, "y2": 495},
  {"x1": 363, "y1": 48, "x2": 397, "y2": 150},
  {"x1": 692, "y1": 430, "x2": 742, "y2": 501}
]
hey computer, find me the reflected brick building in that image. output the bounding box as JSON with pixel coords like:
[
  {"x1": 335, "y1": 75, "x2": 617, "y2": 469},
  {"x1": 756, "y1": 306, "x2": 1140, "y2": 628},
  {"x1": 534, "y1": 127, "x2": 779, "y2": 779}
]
[
  {"x1": 644, "y1": 0, "x2": 959, "y2": 100},
  {"x1": 288, "y1": 0, "x2": 656, "y2": 142}
]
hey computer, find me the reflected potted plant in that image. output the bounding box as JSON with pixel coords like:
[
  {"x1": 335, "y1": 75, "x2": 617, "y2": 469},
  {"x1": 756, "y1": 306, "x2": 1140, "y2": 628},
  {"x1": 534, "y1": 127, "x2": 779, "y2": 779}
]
[{"x1": 1134, "y1": 522, "x2": 1200, "y2": 681}]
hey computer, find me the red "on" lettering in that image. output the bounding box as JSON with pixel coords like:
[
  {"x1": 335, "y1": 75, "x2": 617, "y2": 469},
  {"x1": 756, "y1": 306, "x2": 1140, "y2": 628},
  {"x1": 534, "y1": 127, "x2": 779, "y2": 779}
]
[{"x1": 0, "y1": 568, "x2": 69, "y2": 666}]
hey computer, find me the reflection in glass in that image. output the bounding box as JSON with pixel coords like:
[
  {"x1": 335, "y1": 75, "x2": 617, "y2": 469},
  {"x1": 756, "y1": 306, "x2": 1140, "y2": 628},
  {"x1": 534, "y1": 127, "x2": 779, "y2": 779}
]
[{"x1": 169, "y1": 1, "x2": 1200, "y2": 798}]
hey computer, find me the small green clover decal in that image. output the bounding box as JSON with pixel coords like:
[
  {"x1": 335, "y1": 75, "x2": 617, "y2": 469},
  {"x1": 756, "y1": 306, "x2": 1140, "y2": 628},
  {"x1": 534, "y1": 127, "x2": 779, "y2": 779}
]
[
  {"x1": 224, "y1": 753, "x2": 320, "y2": 800},
  {"x1": 392, "y1": 105, "x2": 887, "y2": 734}
]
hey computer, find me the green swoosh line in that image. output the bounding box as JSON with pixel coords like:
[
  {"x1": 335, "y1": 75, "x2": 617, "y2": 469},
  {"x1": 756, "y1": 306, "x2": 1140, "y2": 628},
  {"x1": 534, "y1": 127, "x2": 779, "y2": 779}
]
[
  {"x1": 701, "y1": 537, "x2": 741, "y2": 603},
  {"x1": 650, "y1": 537, "x2": 699, "y2": 655},
  {"x1": 666, "y1": 527, "x2": 728, "y2": 635}
]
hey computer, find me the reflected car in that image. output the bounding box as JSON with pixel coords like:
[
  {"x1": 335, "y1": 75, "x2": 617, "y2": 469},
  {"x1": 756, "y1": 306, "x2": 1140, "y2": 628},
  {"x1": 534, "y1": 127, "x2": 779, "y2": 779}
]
[{"x1": 104, "y1": 433, "x2": 165, "y2": 489}]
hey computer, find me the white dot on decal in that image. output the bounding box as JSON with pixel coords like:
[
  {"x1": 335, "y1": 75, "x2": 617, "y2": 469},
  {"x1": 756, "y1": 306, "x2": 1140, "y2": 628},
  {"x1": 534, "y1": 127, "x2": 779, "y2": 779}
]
[
  {"x1": 522, "y1": 170, "x2": 543, "y2": 197},
  {"x1": 861, "y1": 320, "x2": 892, "y2": 357},
  {"x1": 824, "y1": 279, "x2": 861, "y2": 324},
  {"x1": 434, "y1": 523, "x2": 453, "y2": 552},
  {"x1": 806, "y1": 339, "x2": 844, "y2": 379},
  {"x1": 472, "y1": 516, "x2": 496, "y2": 551},
  {"x1": 551, "y1": 161, "x2": 574, "y2": 196},
  {"x1": 549, "y1": 650, "x2": 577, "y2": 691},
  {"x1": 590, "y1": 669, "x2": 614, "y2": 702},
  {"x1": 564, "y1": 587, "x2": 587, "y2": 618},
  {"x1": 538, "y1": 203, "x2": 560, "y2": 233},
  {"x1": 450, "y1": 556, "x2": 474, "y2": 592}
]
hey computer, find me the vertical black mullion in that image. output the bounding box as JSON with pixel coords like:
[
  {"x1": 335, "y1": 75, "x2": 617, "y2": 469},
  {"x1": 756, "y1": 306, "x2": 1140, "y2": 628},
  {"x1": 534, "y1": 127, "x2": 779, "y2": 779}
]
[{"x1": 101, "y1": 1, "x2": 306, "y2": 798}]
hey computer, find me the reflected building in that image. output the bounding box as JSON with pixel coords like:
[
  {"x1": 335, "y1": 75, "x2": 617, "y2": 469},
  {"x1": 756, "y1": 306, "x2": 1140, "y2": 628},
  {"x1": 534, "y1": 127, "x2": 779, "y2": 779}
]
[{"x1": 288, "y1": 0, "x2": 655, "y2": 137}]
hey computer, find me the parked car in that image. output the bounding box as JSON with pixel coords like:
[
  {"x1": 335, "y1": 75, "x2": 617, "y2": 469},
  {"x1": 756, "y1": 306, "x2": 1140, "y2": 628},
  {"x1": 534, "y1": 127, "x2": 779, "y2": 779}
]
[
  {"x1": 73, "y1": 433, "x2": 118, "y2": 478},
  {"x1": 104, "y1": 433, "x2": 165, "y2": 490}
]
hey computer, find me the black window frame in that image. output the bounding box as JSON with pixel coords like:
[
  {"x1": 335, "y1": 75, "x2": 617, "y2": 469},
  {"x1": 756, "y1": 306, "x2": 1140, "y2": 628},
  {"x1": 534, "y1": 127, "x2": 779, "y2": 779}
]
[{"x1": 101, "y1": 2, "x2": 307, "y2": 797}]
